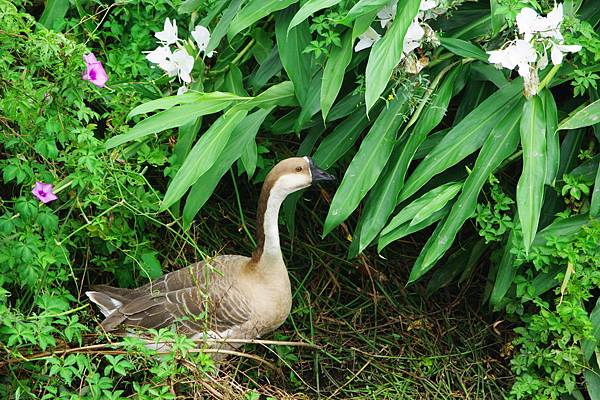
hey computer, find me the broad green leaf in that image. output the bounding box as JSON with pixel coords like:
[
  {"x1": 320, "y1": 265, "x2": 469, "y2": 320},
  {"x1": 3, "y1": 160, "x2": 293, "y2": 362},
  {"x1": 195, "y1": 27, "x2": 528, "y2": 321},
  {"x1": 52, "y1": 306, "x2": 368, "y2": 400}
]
[
  {"x1": 410, "y1": 183, "x2": 462, "y2": 226},
  {"x1": 223, "y1": 65, "x2": 249, "y2": 96},
  {"x1": 174, "y1": 118, "x2": 202, "y2": 168},
  {"x1": 240, "y1": 139, "x2": 258, "y2": 179},
  {"x1": 275, "y1": 8, "x2": 313, "y2": 106},
  {"x1": 380, "y1": 182, "x2": 463, "y2": 237},
  {"x1": 161, "y1": 108, "x2": 248, "y2": 210},
  {"x1": 107, "y1": 101, "x2": 236, "y2": 149},
  {"x1": 377, "y1": 205, "x2": 450, "y2": 252},
  {"x1": 591, "y1": 163, "x2": 600, "y2": 218},
  {"x1": 390, "y1": 65, "x2": 462, "y2": 203},
  {"x1": 140, "y1": 252, "x2": 163, "y2": 279},
  {"x1": 242, "y1": 81, "x2": 297, "y2": 109},
  {"x1": 288, "y1": 0, "x2": 342, "y2": 32},
  {"x1": 439, "y1": 37, "x2": 488, "y2": 62},
  {"x1": 39, "y1": 0, "x2": 69, "y2": 30},
  {"x1": 517, "y1": 96, "x2": 547, "y2": 253},
  {"x1": 399, "y1": 79, "x2": 522, "y2": 203},
  {"x1": 489, "y1": 229, "x2": 517, "y2": 308},
  {"x1": 490, "y1": 0, "x2": 504, "y2": 34},
  {"x1": 567, "y1": 154, "x2": 599, "y2": 182},
  {"x1": 409, "y1": 103, "x2": 522, "y2": 283},
  {"x1": 207, "y1": 0, "x2": 243, "y2": 53},
  {"x1": 346, "y1": 0, "x2": 390, "y2": 21},
  {"x1": 541, "y1": 89, "x2": 559, "y2": 185},
  {"x1": 321, "y1": 30, "x2": 353, "y2": 121},
  {"x1": 228, "y1": 0, "x2": 298, "y2": 39},
  {"x1": 584, "y1": 364, "x2": 600, "y2": 400},
  {"x1": 532, "y1": 214, "x2": 595, "y2": 248},
  {"x1": 558, "y1": 97, "x2": 600, "y2": 130},
  {"x1": 250, "y1": 48, "x2": 283, "y2": 91},
  {"x1": 583, "y1": 298, "x2": 600, "y2": 360},
  {"x1": 364, "y1": 0, "x2": 420, "y2": 112},
  {"x1": 312, "y1": 109, "x2": 371, "y2": 169},
  {"x1": 426, "y1": 237, "x2": 482, "y2": 294},
  {"x1": 128, "y1": 91, "x2": 245, "y2": 118},
  {"x1": 296, "y1": 70, "x2": 323, "y2": 131},
  {"x1": 470, "y1": 62, "x2": 509, "y2": 88},
  {"x1": 182, "y1": 108, "x2": 272, "y2": 225},
  {"x1": 352, "y1": 10, "x2": 378, "y2": 39},
  {"x1": 323, "y1": 94, "x2": 409, "y2": 236}
]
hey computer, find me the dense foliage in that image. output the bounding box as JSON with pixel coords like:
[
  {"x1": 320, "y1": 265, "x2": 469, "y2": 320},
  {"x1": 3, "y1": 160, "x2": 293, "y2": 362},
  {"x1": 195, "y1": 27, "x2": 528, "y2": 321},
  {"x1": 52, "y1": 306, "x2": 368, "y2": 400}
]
[{"x1": 1, "y1": 0, "x2": 599, "y2": 398}]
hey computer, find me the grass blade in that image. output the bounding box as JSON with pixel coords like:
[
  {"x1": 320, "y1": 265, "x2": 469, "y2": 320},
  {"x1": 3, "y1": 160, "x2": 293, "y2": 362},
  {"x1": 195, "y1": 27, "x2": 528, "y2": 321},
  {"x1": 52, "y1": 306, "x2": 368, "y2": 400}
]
[
  {"x1": 364, "y1": 0, "x2": 420, "y2": 112},
  {"x1": 517, "y1": 96, "x2": 547, "y2": 253},
  {"x1": 409, "y1": 102, "x2": 523, "y2": 283},
  {"x1": 323, "y1": 93, "x2": 410, "y2": 236}
]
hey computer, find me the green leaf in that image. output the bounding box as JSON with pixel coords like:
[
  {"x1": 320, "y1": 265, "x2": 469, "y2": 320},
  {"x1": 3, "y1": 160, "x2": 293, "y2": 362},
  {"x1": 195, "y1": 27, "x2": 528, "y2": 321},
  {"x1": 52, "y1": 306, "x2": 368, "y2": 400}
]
[
  {"x1": 207, "y1": 0, "x2": 243, "y2": 53},
  {"x1": 439, "y1": 37, "x2": 488, "y2": 62},
  {"x1": 39, "y1": 0, "x2": 69, "y2": 30},
  {"x1": 352, "y1": 10, "x2": 378, "y2": 39},
  {"x1": 364, "y1": 0, "x2": 420, "y2": 112},
  {"x1": 275, "y1": 7, "x2": 313, "y2": 106},
  {"x1": 517, "y1": 96, "x2": 547, "y2": 253},
  {"x1": 228, "y1": 0, "x2": 299, "y2": 39},
  {"x1": 399, "y1": 78, "x2": 522, "y2": 203},
  {"x1": 321, "y1": 30, "x2": 353, "y2": 121},
  {"x1": 558, "y1": 97, "x2": 600, "y2": 130},
  {"x1": 140, "y1": 252, "x2": 163, "y2": 279},
  {"x1": 128, "y1": 92, "x2": 245, "y2": 118},
  {"x1": 533, "y1": 213, "x2": 596, "y2": 248},
  {"x1": 243, "y1": 81, "x2": 298, "y2": 109},
  {"x1": 312, "y1": 108, "x2": 371, "y2": 169},
  {"x1": 409, "y1": 102, "x2": 523, "y2": 283},
  {"x1": 108, "y1": 101, "x2": 236, "y2": 149},
  {"x1": 541, "y1": 89, "x2": 559, "y2": 186},
  {"x1": 584, "y1": 363, "x2": 600, "y2": 400},
  {"x1": 250, "y1": 47, "x2": 283, "y2": 91},
  {"x1": 224, "y1": 65, "x2": 249, "y2": 96},
  {"x1": 377, "y1": 205, "x2": 450, "y2": 252},
  {"x1": 346, "y1": 0, "x2": 390, "y2": 21},
  {"x1": 583, "y1": 298, "x2": 600, "y2": 360},
  {"x1": 591, "y1": 163, "x2": 600, "y2": 218},
  {"x1": 161, "y1": 108, "x2": 248, "y2": 210},
  {"x1": 410, "y1": 183, "x2": 462, "y2": 226},
  {"x1": 323, "y1": 94, "x2": 410, "y2": 236},
  {"x1": 240, "y1": 139, "x2": 258, "y2": 179},
  {"x1": 288, "y1": 0, "x2": 342, "y2": 32},
  {"x1": 182, "y1": 108, "x2": 272, "y2": 225},
  {"x1": 489, "y1": 229, "x2": 517, "y2": 308},
  {"x1": 490, "y1": 0, "x2": 505, "y2": 34}
]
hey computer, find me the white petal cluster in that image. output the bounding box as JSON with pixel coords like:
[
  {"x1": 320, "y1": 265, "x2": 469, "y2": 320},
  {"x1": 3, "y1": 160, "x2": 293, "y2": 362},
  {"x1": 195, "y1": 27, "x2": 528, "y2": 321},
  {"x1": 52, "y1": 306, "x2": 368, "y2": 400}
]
[
  {"x1": 355, "y1": 0, "x2": 443, "y2": 73},
  {"x1": 487, "y1": 4, "x2": 581, "y2": 97},
  {"x1": 146, "y1": 18, "x2": 215, "y2": 94}
]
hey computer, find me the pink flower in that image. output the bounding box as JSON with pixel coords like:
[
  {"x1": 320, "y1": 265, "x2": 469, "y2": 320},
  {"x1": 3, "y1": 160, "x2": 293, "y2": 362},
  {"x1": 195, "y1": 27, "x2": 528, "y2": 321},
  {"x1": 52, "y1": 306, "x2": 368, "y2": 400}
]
[
  {"x1": 82, "y1": 53, "x2": 109, "y2": 87},
  {"x1": 32, "y1": 182, "x2": 58, "y2": 204}
]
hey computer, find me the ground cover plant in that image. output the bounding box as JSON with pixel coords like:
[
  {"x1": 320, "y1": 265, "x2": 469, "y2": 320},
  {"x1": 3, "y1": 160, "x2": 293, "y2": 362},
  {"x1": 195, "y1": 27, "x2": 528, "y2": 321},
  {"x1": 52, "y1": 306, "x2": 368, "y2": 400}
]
[{"x1": 1, "y1": 0, "x2": 599, "y2": 398}]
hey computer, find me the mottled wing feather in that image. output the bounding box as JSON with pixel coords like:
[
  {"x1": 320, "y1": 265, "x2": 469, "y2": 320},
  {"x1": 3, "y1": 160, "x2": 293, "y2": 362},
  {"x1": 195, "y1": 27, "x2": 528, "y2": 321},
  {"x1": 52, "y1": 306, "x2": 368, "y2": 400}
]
[{"x1": 100, "y1": 256, "x2": 253, "y2": 336}]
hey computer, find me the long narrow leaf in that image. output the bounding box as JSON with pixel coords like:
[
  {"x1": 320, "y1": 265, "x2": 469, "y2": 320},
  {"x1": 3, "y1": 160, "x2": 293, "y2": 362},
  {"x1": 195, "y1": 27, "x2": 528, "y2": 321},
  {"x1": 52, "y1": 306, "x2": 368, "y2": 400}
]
[
  {"x1": 541, "y1": 89, "x2": 559, "y2": 185},
  {"x1": 439, "y1": 37, "x2": 488, "y2": 62},
  {"x1": 161, "y1": 108, "x2": 248, "y2": 210},
  {"x1": 364, "y1": 0, "x2": 420, "y2": 112},
  {"x1": 207, "y1": 0, "x2": 242, "y2": 53},
  {"x1": 288, "y1": 0, "x2": 342, "y2": 32},
  {"x1": 489, "y1": 229, "x2": 517, "y2": 308},
  {"x1": 517, "y1": 96, "x2": 547, "y2": 253},
  {"x1": 591, "y1": 163, "x2": 600, "y2": 218},
  {"x1": 128, "y1": 92, "x2": 245, "y2": 118},
  {"x1": 399, "y1": 79, "x2": 522, "y2": 203},
  {"x1": 558, "y1": 97, "x2": 600, "y2": 130},
  {"x1": 409, "y1": 103, "x2": 523, "y2": 283},
  {"x1": 323, "y1": 94, "x2": 410, "y2": 236},
  {"x1": 321, "y1": 30, "x2": 353, "y2": 121},
  {"x1": 228, "y1": 0, "x2": 298, "y2": 39},
  {"x1": 346, "y1": 0, "x2": 390, "y2": 21},
  {"x1": 182, "y1": 108, "x2": 272, "y2": 225},
  {"x1": 107, "y1": 101, "x2": 235, "y2": 149}
]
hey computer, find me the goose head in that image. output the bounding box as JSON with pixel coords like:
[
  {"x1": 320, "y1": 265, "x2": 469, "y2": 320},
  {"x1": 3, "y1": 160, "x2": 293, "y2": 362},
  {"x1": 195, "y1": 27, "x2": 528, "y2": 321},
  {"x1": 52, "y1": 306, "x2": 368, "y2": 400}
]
[{"x1": 266, "y1": 156, "x2": 335, "y2": 196}]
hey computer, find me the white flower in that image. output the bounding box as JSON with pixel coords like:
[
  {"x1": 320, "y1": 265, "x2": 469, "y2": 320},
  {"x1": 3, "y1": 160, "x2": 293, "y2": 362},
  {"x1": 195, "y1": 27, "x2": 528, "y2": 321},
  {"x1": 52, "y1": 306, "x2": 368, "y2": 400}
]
[
  {"x1": 146, "y1": 46, "x2": 194, "y2": 83},
  {"x1": 177, "y1": 85, "x2": 188, "y2": 96},
  {"x1": 155, "y1": 18, "x2": 179, "y2": 46},
  {"x1": 488, "y1": 39, "x2": 537, "y2": 71},
  {"x1": 420, "y1": 0, "x2": 437, "y2": 11},
  {"x1": 403, "y1": 20, "x2": 425, "y2": 55},
  {"x1": 171, "y1": 49, "x2": 194, "y2": 83},
  {"x1": 377, "y1": 2, "x2": 396, "y2": 29},
  {"x1": 550, "y1": 43, "x2": 582, "y2": 65},
  {"x1": 354, "y1": 27, "x2": 381, "y2": 52},
  {"x1": 191, "y1": 25, "x2": 214, "y2": 58},
  {"x1": 516, "y1": 5, "x2": 563, "y2": 41}
]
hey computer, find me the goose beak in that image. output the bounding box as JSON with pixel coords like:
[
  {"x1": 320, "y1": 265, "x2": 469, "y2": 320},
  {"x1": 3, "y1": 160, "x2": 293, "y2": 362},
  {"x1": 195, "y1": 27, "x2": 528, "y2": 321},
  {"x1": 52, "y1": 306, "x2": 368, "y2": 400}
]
[{"x1": 309, "y1": 158, "x2": 336, "y2": 183}]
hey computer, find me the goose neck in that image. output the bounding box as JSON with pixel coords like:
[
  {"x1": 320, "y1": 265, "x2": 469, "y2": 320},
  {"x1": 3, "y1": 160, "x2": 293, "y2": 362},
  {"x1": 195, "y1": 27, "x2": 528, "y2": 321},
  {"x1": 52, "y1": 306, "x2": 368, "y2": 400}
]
[{"x1": 252, "y1": 177, "x2": 287, "y2": 263}]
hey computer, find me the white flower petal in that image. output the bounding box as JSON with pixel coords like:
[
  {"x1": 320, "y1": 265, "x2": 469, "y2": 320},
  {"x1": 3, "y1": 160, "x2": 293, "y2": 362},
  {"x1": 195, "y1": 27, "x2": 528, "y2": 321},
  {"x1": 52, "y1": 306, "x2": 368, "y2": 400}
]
[
  {"x1": 177, "y1": 86, "x2": 188, "y2": 96},
  {"x1": 551, "y1": 44, "x2": 564, "y2": 65},
  {"x1": 557, "y1": 44, "x2": 582, "y2": 53},
  {"x1": 155, "y1": 18, "x2": 179, "y2": 45},
  {"x1": 172, "y1": 49, "x2": 195, "y2": 76},
  {"x1": 516, "y1": 8, "x2": 540, "y2": 36},
  {"x1": 420, "y1": 0, "x2": 437, "y2": 11},
  {"x1": 545, "y1": 4, "x2": 563, "y2": 30},
  {"x1": 354, "y1": 27, "x2": 381, "y2": 52},
  {"x1": 538, "y1": 50, "x2": 548, "y2": 69},
  {"x1": 146, "y1": 46, "x2": 172, "y2": 64},
  {"x1": 377, "y1": 3, "x2": 396, "y2": 28},
  {"x1": 191, "y1": 25, "x2": 211, "y2": 52}
]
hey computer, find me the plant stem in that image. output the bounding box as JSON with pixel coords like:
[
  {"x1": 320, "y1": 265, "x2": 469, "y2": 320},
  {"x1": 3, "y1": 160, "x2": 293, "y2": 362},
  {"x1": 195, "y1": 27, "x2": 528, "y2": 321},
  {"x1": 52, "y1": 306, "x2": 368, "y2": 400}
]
[
  {"x1": 208, "y1": 39, "x2": 255, "y2": 76},
  {"x1": 538, "y1": 64, "x2": 561, "y2": 92}
]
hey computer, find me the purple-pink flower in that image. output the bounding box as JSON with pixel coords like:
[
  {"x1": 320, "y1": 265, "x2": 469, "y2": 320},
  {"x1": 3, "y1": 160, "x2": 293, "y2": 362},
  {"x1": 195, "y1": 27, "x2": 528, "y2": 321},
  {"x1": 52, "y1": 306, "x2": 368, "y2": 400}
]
[
  {"x1": 82, "y1": 53, "x2": 109, "y2": 87},
  {"x1": 32, "y1": 182, "x2": 58, "y2": 204}
]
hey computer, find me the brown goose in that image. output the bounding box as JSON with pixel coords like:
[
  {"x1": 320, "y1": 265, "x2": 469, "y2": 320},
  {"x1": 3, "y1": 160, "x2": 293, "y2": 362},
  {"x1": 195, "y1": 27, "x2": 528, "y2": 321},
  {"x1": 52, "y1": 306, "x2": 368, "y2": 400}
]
[{"x1": 86, "y1": 157, "x2": 334, "y2": 350}]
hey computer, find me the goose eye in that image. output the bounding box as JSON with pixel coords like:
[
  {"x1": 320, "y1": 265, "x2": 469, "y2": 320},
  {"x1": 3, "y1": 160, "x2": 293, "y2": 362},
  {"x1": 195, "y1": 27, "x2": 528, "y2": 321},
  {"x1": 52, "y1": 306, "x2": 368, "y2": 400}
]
[{"x1": 295, "y1": 166, "x2": 302, "y2": 172}]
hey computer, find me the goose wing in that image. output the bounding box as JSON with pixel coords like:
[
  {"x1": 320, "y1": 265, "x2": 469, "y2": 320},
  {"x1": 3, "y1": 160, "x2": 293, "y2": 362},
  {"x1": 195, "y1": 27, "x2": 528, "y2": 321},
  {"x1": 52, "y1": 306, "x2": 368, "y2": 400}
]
[{"x1": 97, "y1": 256, "x2": 254, "y2": 336}]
